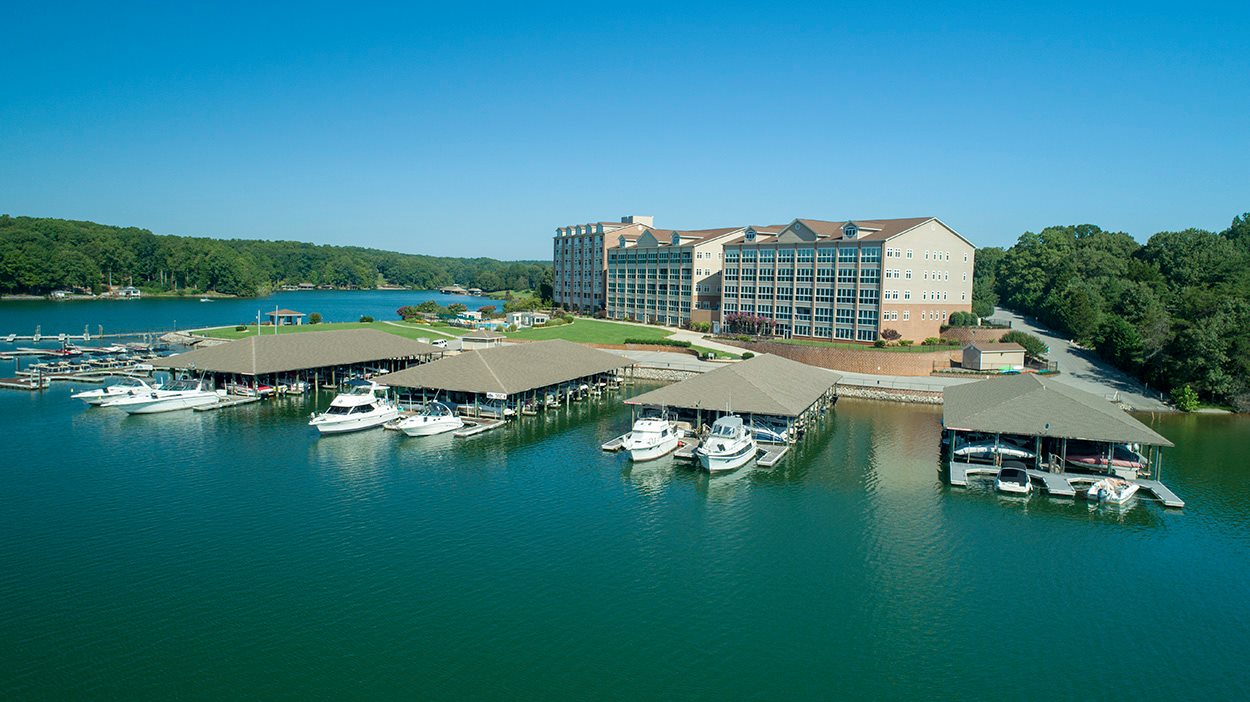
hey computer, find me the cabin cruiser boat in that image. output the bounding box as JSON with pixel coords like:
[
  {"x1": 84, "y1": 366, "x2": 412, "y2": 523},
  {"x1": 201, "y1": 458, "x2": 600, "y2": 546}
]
[
  {"x1": 308, "y1": 380, "x2": 400, "y2": 434},
  {"x1": 1087, "y1": 477, "x2": 1139, "y2": 505},
  {"x1": 695, "y1": 415, "x2": 757, "y2": 473},
  {"x1": 623, "y1": 416, "x2": 681, "y2": 462},
  {"x1": 72, "y1": 377, "x2": 161, "y2": 406},
  {"x1": 994, "y1": 463, "x2": 1033, "y2": 495},
  {"x1": 396, "y1": 401, "x2": 464, "y2": 436},
  {"x1": 101, "y1": 377, "x2": 219, "y2": 414}
]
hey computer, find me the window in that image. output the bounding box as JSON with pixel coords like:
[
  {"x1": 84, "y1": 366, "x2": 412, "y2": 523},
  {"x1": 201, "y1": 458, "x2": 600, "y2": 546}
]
[
  {"x1": 903, "y1": 310, "x2": 910, "y2": 321},
  {"x1": 961, "y1": 292, "x2": 967, "y2": 301},
  {"x1": 836, "y1": 327, "x2": 854, "y2": 340},
  {"x1": 859, "y1": 289, "x2": 879, "y2": 304},
  {"x1": 858, "y1": 309, "x2": 876, "y2": 324},
  {"x1": 923, "y1": 271, "x2": 929, "y2": 280},
  {"x1": 906, "y1": 249, "x2": 913, "y2": 259},
  {"x1": 963, "y1": 272, "x2": 968, "y2": 282},
  {"x1": 797, "y1": 248, "x2": 814, "y2": 262},
  {"x1": 814, "y1": 326, "x2": 832, "y2": 338},
  {"x1": 861, "y1": 247, "x2": 881, "y2": 263},
  {"x1": 836, "y1": 288, "x2": 856, "y2": 304},
  {"x1": 837, "y1": 268, "x2": 856, "y2": 283},
  {"x1": 837, "y1": 248, "x2": 857, "y2": 263},
  {"x1": 964, "y1": 253, "x2": 969, "y2": 263},
  {"x1": 836, "y1": 308, "x2": 854, "y2": 323},
  {"x1": 903, "y1": 290, "x2": 911, "y2": 300},
  {"x1": 904, "y1": 269, "x2": 912, "y2": 280}
]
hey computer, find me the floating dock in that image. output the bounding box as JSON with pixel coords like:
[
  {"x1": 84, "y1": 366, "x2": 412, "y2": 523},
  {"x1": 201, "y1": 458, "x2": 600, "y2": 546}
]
[
  {"x1": 673, "y1": 439, "x2": 700, "y2": 461},
  {"x1": 454, "y1": 419, "x2": 505, "y2": 438},
  {"x1": 949, "y1": 460, "x2": 1184, "y2": 508},
  {"x1": 194, "y1": 396, "x2": 263, "y2": 411},
  {"x1": 601, "y1": 434, "x2": 628, "y2": 452},
  {"x1": 756, "y1": 444, "x2": 789, "y2": 468}
]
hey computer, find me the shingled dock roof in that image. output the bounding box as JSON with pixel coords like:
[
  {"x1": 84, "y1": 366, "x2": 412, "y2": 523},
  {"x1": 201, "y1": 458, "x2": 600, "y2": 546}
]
[
  {"x1": 943, "y1": 374, "x2": 1173, "y2": 446},
  {"x1": 153, "y1": 329, "x2": 439, "y2": 376},
  {"x1": 625, "y1": 354, "x2": 841, "y2": 418},
  {"x1": 374, "y1": 339, "x2": 632, "y2": 396}
]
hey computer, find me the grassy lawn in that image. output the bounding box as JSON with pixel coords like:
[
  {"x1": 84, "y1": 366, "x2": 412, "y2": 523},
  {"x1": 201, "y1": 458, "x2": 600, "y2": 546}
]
[
  {"x1": 765, "y1": 337, "x2": 962, "y2": 353},
  {"x1": 196, "y1": 320, "x2": 464, "y2": 341},
  {"x1": 504, "y1": 318, "x2": 672, "y2": 344}
]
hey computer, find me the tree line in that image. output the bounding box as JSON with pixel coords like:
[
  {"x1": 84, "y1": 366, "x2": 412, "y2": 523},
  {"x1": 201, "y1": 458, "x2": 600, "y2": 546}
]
[
  {"x1": 973, "y1": 211, "x2": 1250, "y2": 410},
  {"x1": 0, "y1": 215, "x2": 551, "y2": 297}
]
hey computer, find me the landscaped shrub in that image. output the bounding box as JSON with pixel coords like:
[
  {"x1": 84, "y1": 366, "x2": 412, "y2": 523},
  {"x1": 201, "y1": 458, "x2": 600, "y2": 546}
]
[
  {"x1": 359, "y1": 315, "x2": 374, "y2": 323},
  {"x1": 624, "y1": 338, "x2": 691, "y2": 348},
  {"x1": 1171, "y1": 384, "x2": 1200, "y2": 412},
  {"x1": 899, "y1": 339, "x2": 914, "y2": 347},
  {"x1": 874, "y1": 339, "x2": 887, "y2": 348},
  {"x1": 563, "y1": 314, "x2": 574, "y2": 323},
  {"x1": 921, "y1": 337, "x2": 945, "y2": 346},
  {"x1": 947, "y1": 311, "x2": 978, "y2": 327},
  {"x1": 735, "y1": 334, "x2": 752, "y2": 342},
  {"x1": 308, "y1": 312, "x2": 322, "y2": 324},
  {"x1": 234, "y1": 324, "x2": 247, "y2": 331},
  {"x1": 741, "y1": 351, "x2": 754, "y2": 359},
  {"x1": 1000, "y1": 330, "x2": 1048, "y2": 359}
]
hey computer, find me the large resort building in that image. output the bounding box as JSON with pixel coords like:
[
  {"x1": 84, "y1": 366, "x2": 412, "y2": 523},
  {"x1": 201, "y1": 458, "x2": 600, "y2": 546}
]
[{"x1": 553, "y1": 214, "x2": 975, "y2": 343}]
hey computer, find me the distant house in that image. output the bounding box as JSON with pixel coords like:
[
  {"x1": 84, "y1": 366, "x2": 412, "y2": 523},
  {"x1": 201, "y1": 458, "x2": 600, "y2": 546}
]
[
  {"x1": 505, "y1": 311, "x2": 550, "y2": 328},
  {"x1": 117, "y1": 286, "x2": 141, "y2": 298},
  {"x1": 298, "y1": 282, "x2": 316, "y2": 290},
  {"x1": 963, "y1": 342, "x2": 1025, "y2": 372},
  {"x1": 467, "y1": 287, "x2": 483, "y2": 296},
  {"x1": 50, "y1": 290, "x2": 71, "y2": 299},
  {"x1": 440, "y1": 285, "x2": 468, "y2": 295},
  {"x1": 458, "y1": 310, "x2": 483, "y2": 321},
  {"x1": 266, "y1": 309, "x2": 306, "y2": 326}
]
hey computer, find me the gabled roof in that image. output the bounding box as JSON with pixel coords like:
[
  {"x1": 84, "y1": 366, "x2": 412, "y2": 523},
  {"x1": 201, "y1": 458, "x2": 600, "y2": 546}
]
[
  {"x1": 625, "y1": 354, "x2": 841, "y2": 418},
  {"x1": 943, "y1": 374, "x2": 1173, "y2": 446},
  {"x1": 966, "y1": 342, "x2": 1026, "y2": 352},
  {"x1": 152, "y1": 329, "x2": 439, "y2": 376},
  {"x1": 266, "y1": 308, "x2": 305, "y2": 316},
  {"x1": 373, "y1": 339, "x2": 633, "y2": 396}
]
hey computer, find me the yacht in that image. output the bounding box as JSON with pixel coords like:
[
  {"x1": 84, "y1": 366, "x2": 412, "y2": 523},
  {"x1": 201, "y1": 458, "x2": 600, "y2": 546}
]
[
  {"x1": 101, "y1": 377, "x2": 219, "y2": 414},
  {"x1": 1087, "y1": 477, "x2": 1140, "y2": 505},
  {"x1": 396, "y1": 401, "x2": 464, "y2": 436},
  {"x1": 994, "y1": 464, "x2": 1033, "y2": 495},
  {"x1": 623, "y1": 416, "x2": 681, "y2": 462},
  {"x1": 308, "y1": 380, "x2": 400, "y2": 434},
  {"x1": 72, "y1": 377, "x2": 161, "y2": 406},
  {"x1": 695, "y1": 415, "x2": 757, "y2": 473}
]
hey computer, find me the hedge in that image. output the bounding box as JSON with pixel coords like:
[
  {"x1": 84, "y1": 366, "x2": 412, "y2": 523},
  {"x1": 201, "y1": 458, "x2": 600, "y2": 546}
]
[{"x1": 624, "y1": 338, "x2": 691, "y2": 348}]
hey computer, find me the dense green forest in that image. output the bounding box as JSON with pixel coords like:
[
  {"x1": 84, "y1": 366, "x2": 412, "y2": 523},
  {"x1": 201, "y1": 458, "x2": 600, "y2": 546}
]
[
  {"x1": 973, "y1": 211, "x2": 1250, "y2": 409},
  {"x1": 0, "y1": 215, "x2": 551, "y2": 297}
]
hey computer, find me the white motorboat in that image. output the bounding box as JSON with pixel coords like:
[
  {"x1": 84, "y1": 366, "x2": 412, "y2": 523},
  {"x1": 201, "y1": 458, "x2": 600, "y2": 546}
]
[
  {"x1": 101, "y1": 378, "x2": 219, "y2": 414},
  {"x1": 623, "y1": 416, "x2": 681, "y2": 462},
  {"x1": 72, "y1": 377, "x2": 161, "y2": 406},
  {"x1": 953, "y1": 437, "x2": 1036, "y2": 461},
  {"x1": 396, "y1": 401, "x2": 464, "y2": 436},
  {"x1": 1087, "y1": 477, "x2": 1140, "y2": 505},
  {"x1": 994, "y1": 464, "x2": 1033, "y2": 495},
  {"x1": 696, "y1": 415, "x2": 757, "y2": 473},
  {"x1": 308, "y1": 380, "x2": 400, "y2": 434}
]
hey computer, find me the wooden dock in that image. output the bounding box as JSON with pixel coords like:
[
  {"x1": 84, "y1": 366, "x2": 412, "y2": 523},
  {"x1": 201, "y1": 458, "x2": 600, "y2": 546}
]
[
  {"x1": 756, "y1": 444, "x2": 789, "y2": 468},
  {"x1": 195, "y1": 396, "x2": 262, "y2": 411},
  {"x1": 949, "y1": 460, "x2": 1183, "y2": 508},
  {"x1": 454, "y1": 419, "x2": 505, "y2": 438},
  {"x1": 601, "y1": 434, "x2": 628, "y2": 452},
  {"x1": 673, "y1": 439, "x2": 700, "y2": 461}
]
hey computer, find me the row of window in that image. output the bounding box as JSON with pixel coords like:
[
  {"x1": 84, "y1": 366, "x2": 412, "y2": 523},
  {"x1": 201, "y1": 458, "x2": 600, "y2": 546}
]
[
  {"x1": 884, "y1": 247, "x2": 968, "y2": 263},
  {"x1": 726, "y1": 246, "x2": 883, "y2": 263}
]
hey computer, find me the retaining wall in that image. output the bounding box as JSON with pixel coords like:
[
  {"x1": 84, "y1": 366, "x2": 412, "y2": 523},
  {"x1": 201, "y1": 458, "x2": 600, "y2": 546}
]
[{"x1": 718, "y1": 340, "x2": 958, "y2": 377}]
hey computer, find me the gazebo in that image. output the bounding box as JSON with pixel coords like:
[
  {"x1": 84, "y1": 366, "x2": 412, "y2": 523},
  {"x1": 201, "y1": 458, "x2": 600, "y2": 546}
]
[{"x1": 266, "y1": 309, "x2": 306, "y2": 326}]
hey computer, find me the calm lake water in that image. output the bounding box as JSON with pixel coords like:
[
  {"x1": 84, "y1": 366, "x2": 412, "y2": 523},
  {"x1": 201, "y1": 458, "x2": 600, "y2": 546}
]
[
  {"x1": 0, "y1": 289, "x2": 493, "y2": 335},
  {"x1": 1, "y1": 297, "x2": 1248, "y2": 699}
]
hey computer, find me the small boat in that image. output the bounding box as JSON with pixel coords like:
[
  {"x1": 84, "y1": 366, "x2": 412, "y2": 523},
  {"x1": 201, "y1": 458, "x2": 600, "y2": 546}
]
[
  {"x1": 308, "y1": 380, "x2": 400, "y2": 434},
  {"x1": 994, "y1": 464, "x2": 1032, "y2": 495},
  {"x1": 623, "y1": 416, "x2": 681, "y2": 462},
  {"x1": 1065, "y1": 442, "x2": 1148, "y2": 472},
  {"x1": 1087, "y1": 477, "x2": 1139, "y2": 505},
  {"x1": 749, "y1": 418, "x2": 794, "y2": 444},
  {"x1": 101, "y1": 377, "x2": 219, "y2": 414},
  {"x1": 695, "y1": 415, "x2": 757, "y2": 473},
  {"x1": 199, "y1": 297, "x2": 212, "y2": 302},
  {"x1": 396, "y1": 401, "x2": 464, "y2": 437},
  {"x1": 72, "y1": 377, "x2": 161, "y2": 406},
  {"x1": 953, "y1": 437, "x2": 1036, "y2": 460}
]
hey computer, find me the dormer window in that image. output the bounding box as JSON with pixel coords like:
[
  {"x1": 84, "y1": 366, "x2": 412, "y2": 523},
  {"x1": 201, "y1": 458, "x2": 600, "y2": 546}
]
[
  {"x1": 618, "y1": 235, "x2": 626, "y2": 248},
  {"x1": 670, "y1": 233, "x2": 681, "y2": 247},
  {"x1": 745, "y1": 229, "x2": 757, "y2": 242},
  {"x1": 843, "y1": 224, "x2": 858, "y2": 239}
]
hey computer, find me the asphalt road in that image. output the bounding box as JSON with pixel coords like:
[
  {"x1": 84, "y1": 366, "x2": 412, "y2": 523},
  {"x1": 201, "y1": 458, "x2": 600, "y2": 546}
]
[{"x1": 989, "y1": 309, "x2": 1172, "y2": 411}]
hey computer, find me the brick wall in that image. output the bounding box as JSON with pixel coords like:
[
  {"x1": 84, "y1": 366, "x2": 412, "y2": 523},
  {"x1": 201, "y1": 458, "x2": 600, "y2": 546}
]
[{"x1": 720, "y1": 340, "x2": 958, "y2": 376}]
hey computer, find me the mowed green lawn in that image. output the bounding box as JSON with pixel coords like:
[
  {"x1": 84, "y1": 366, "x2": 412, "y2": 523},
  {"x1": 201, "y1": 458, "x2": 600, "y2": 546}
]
[
  {"x1": 197, "y1": 320, "x2": 468, "y2": 341},
  {"x1": 504, "y1": 318, "x2": 672, "y2": 344}
]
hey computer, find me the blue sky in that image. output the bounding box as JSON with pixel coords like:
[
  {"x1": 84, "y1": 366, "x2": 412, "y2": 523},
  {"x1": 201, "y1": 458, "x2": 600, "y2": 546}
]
[{"x1": 1, "y1": 1, "x2": 1247, "y2": 259}]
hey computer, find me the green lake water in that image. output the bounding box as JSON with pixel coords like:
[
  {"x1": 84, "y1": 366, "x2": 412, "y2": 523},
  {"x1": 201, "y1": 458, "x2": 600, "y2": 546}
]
[
  {"x1": 1, "y1": 383, "x2": 1248, "y2": 700},
  {"x1": 2, "y1": 295, "x2": 1248, "y2": 699}
]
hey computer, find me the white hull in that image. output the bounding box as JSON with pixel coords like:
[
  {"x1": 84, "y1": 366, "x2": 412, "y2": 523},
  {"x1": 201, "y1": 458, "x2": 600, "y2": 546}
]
[
  {"x1": 626, "y1": 434, "x2": 680, "y2": 462},
  {"x1": 995, "y1": 478, "x2": 1032, "y2": 495},
  {"x1": 110, "y1": 393, "x2": 219, "y2": 414},
  {"x1": 1088, "y1": 479, "x2": 1140, "y2": 504},
  {"x1": 312, "y1": 408, "x2": 400, "y2": 434},
  {"x1": 697, "y1": 440, "x2": 757, "y2": 472},
  {"x1": 398, "y1": 416, "x2": 463, "y2": 436}
]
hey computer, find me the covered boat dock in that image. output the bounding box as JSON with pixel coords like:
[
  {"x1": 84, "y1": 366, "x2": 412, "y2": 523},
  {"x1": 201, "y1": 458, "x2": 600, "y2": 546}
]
[
  {"x1": 152, "y1": 329, "x2": 441, "y2": 392},
  {"x1": 943, "y1": 374, "x2": 1182, "y2": 507},
  {"x1": 372, "y1": 339, "x2": 633, "y2": 418},
  {"x1": 624, "y1": 354, "x2": 841, "y2": 444}
]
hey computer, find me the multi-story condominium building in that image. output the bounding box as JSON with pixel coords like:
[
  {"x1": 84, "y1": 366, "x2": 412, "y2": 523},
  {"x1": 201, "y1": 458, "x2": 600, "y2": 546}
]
[
  {"x1": 606, "y1": 226, "x2": 762, "y2": 327},
  {"x1": 720, "y1": 217, "x2": 975, "y2": 342},
  {"x1": 552, "y1": 216, "x2": 653, "y2": 313}
]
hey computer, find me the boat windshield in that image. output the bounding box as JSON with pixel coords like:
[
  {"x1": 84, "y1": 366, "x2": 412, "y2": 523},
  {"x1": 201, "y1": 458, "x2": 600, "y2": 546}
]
[
  {"x1": 347, "y1": 384, "x2": 375, "y2": 395},
  {"x1": 324, "y1": 405, "x2": 353, "y2": 415},
  {"x1": 422, "y1": 403, "x2": 451, "y2": 417},
  {"x1": 167, "y1": 380, "x2": 200, "y2": 391},
  {"x1": 712, "y1": 423, "x2": 738, "y2": 437}
]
